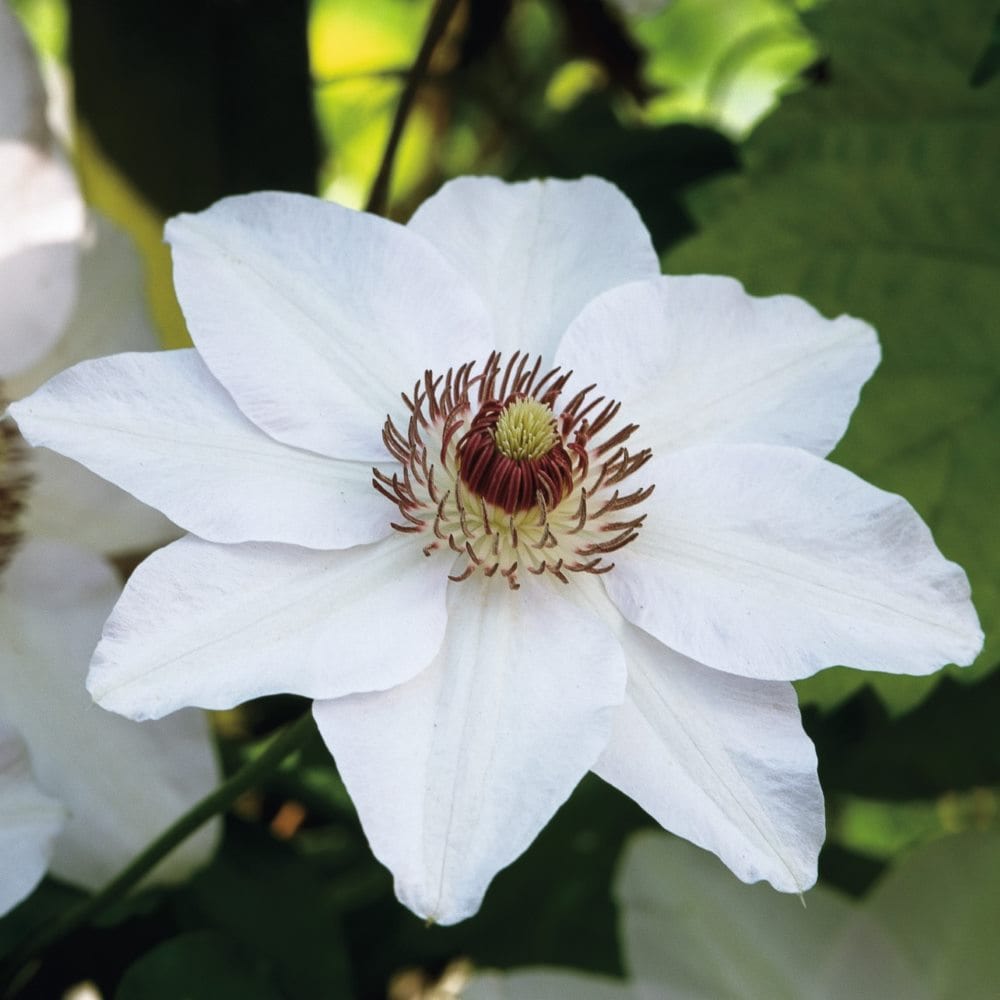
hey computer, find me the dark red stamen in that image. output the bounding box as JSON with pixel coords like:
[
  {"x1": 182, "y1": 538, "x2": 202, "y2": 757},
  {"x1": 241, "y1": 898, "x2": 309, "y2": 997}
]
[{"x1": 456, "y1": 397, "x2": 574, "y2": 514}]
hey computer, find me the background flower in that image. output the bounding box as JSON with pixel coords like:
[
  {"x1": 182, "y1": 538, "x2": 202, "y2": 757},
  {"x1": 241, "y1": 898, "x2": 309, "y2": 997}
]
[
  {"x1": 467, "y1": 828, "x2": 1000, "y2": 999},
  {"x1": 0, "y1": 0, "x2": 215, "y2": 917},
  {"x1": 0, "y1": 540, "x2": 220, "y2": 911},
  {"x1": 0, "y1": 0, "x2": 83, "y2": 378},
  {"x1": 0, "y1": 720, "x2": 63, "y2": 918}
]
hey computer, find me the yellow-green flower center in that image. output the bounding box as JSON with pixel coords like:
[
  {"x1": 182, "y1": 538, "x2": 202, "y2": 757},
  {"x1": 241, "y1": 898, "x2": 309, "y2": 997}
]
[{"x1": 492, "y1": 398, "x2": 559, "y2": 460}]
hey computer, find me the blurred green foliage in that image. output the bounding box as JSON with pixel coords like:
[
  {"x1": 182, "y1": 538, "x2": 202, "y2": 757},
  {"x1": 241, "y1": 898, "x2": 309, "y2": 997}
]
[{"x1": 970, "y1": 11, "x2": 1000, "y2": 86}]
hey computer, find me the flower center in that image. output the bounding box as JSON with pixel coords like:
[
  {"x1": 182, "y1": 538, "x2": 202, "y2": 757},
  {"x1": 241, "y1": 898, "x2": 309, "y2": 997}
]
[
  {"x1": 0, "y1": 395, "x2": 31, "y2": 574},
  {"x1": 374, "y1": 352, "x2": 653, "y2": 590},
  {"x1": 457, "y1": 395, "x2": 574, "y2": 514},
  {"x1": 494, "y1": 398, "x2": 558, "y2": 460}
]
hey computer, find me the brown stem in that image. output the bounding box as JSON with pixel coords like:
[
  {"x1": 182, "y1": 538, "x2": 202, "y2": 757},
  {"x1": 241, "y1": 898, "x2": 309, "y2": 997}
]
[{"x1": 364, "y1": 0, "x2": 462, "y2": 216}]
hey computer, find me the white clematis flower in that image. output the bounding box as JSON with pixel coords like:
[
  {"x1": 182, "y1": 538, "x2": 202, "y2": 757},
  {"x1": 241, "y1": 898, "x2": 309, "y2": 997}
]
[
  {"x1": 0, "y1": 0, "x2": 84, "y2": 378},
  {"x1": 0, "y1": 720, "x2": 63, "y2": 918},
  {"x1": 9, "y1": 176, "x2": 982, "y2": 925},
  {"x1": 0, "y1": 1, "x2": 215, "y2": 917},
  {"x1": 467, "y1": 829, "x2": 1000, "y2": 1000},
  {"x1": 0, "y1": 538, "x2": 220, "y2": 915}
]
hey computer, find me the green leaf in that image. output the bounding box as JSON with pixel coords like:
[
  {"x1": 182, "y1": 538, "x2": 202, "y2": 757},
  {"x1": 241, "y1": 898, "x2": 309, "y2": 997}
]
[
  {"x1": 666, "y1": 0, "x2": 1000, "y2": 713},
  {"x1": 633, "y1": 0, "x2": 818, "y2": 137},
  {"x1": 0, "y1": 880, "x2": 82, "y2": 961},
  {"x1": 174, "y1": 821, "x2": 353, "y2": 999},
  {"x1": 805, "y1": 671, "x2": 1000, "y2": 799},
  {"x1": 115, "y1": 931, "x2": 281, "y2": 1000}
]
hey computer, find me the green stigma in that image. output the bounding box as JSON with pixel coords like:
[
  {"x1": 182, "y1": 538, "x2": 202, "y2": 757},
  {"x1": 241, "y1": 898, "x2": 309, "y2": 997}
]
[{"x1": 493, "y1": 398, "x2": 559, "y2": 460}]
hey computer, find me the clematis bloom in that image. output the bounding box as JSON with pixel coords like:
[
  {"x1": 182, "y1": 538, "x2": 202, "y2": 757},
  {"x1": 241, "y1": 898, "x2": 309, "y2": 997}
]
[
  {"x1": 0, "y1": 0, "x2": 216, "y2": 916},
  {"x1": 9, "y1": 176, "x2": 982, "y2": 924}
]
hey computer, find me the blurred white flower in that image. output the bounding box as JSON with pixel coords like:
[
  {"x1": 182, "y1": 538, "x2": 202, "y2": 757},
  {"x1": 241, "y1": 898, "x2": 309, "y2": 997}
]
[
  {"x1": 11, "y1": 175, "x2": 982, "y2": 924},
  {"x1": 0, "y1": 0, "x2": 174, "y2": 554},
  {"x1": 609, "y1": 0, "x2": 673, "y2": 20},
  {"x1": 0, "y1": 720, "x2": 63, "y2": 918},
  {"x1": 0, "y1": 1, "x2": 215, "y2": 917},
  {"x1": 467, "y1": 829, "x2": 1000, "y2": 1000},
  {"x1": 0, "y1": 0, "x2": 84, "y2": 378},
  {"x1": 0, "y1": 539, "x2": 220, "y2": 914}
]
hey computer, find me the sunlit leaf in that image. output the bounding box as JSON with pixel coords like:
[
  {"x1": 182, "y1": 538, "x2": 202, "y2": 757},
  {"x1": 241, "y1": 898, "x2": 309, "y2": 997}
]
[
  {"x1": 633, "y1": 0, "x2": 817, "y2": 135},
  {"x1": 309, "y1": 0, "x2": 438, "y2": 208}
]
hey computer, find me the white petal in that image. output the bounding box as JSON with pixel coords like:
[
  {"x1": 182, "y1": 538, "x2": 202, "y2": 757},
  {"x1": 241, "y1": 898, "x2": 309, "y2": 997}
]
[
  {"x1": 594, "y1": 619, "x2": 822, "y2": 892},
  {"x1": 0, "y1": 4, "x2": 46, "y2": 143},
  {"x1": 313, "y1": 574, "x2": 627, "y2": 925},
  {"x1": 6, "y1": 213, "x2": 160, "y2": 399},
  {"x1": 0, "y1": 539, "x2": 219, "y2": 890},
  {"x1": 0, "y1": 719, "x2": 64, "y2": 917},
  {"x1": 867, "y1": 832, "x2": 1000, "y2": 998},
  {"x1": 0, "y1": 142, "x2": 84, "y2": 377},
  {"x1": 408, "y1": 176, "x2": 660, "y2": 361},
  {"x1": 9, "y1": 349, "x2": 391, "y2": 549},
  {"x1": 606, "y1": 444, "x2": 983, "y2": 680},
  {"x1": 466, "y1": 970, "x2": 632, "y2": 1000},
  {"x1": 166, "y1": 192, "x2": 494, "y2": 461},
  {"x1": 89, "y1": 531, "x2": 449, "y2": 718},
  {"x1": 555, "y1": 275, "x2": 880, "y2": 457},
  {"x1": 617, "y1": 832, "x2": 926, "y2": 1000}
]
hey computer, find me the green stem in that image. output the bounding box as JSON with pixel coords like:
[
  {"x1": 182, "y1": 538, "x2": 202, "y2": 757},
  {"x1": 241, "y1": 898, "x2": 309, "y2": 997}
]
[
  {"x1": 0, "y1": 712, "x2": 316, "y2": 998},
  {"x1": 364, "y1": 0, "x2": 461, "y2": 216}
]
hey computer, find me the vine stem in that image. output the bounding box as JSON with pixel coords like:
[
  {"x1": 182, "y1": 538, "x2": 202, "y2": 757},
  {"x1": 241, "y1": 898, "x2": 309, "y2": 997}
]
[
  {"x1": 365, "y1": 0, "x2": 462, "y2": 216},
  {"x1": 0, "y1": 712, "x2": 317, "y2": 998}
]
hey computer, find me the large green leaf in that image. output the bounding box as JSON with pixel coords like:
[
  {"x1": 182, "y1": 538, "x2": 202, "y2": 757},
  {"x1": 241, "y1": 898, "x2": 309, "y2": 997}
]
[
  {"x1": 666, "y1": 0, "x2": 1000, "y2": 713},
  {"x1": 174, "y1": 821, "x2": 353, "y2": 999},
  {"x1": 116, "y1": 931, "x2": 281, "y2": 1000}
]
